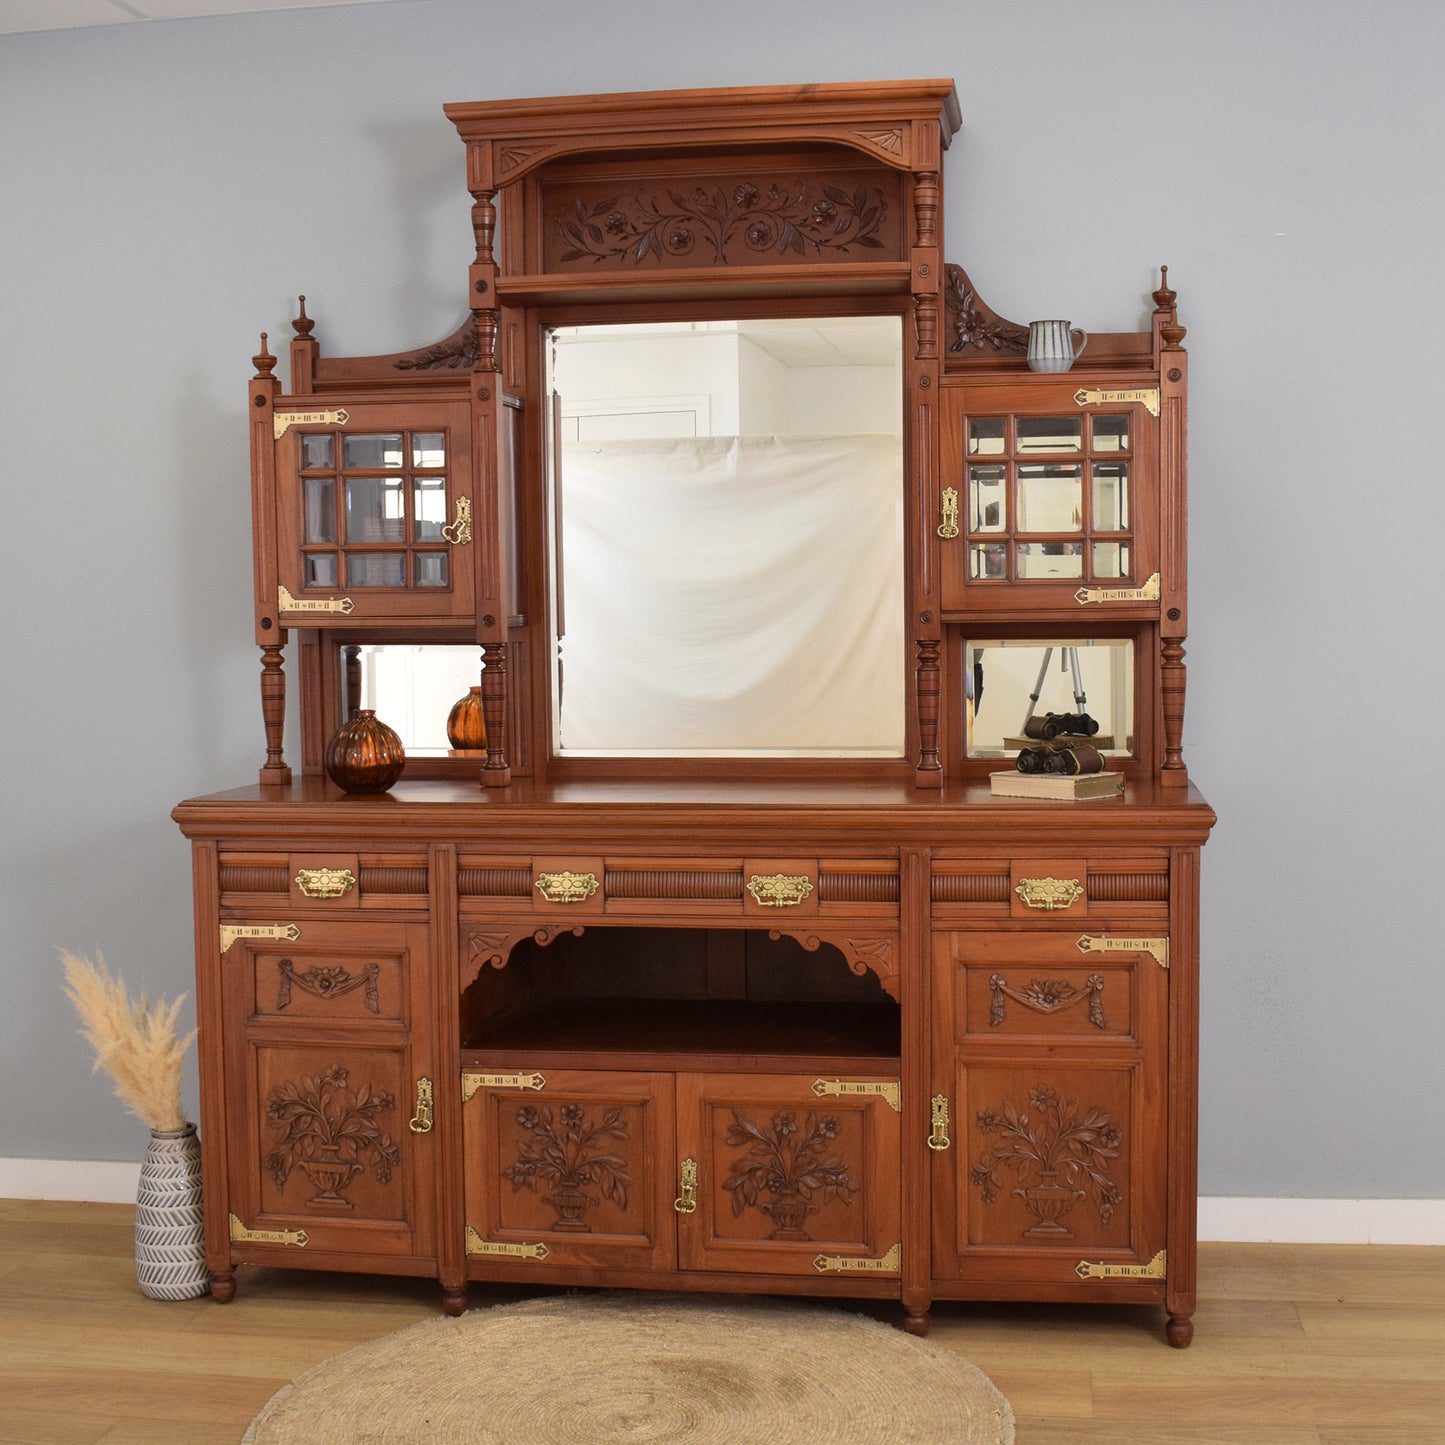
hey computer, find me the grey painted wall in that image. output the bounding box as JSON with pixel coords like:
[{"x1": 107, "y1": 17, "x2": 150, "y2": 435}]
[{"x1": 3, "y1": 0, "x2": 1441, "y2": 1198}]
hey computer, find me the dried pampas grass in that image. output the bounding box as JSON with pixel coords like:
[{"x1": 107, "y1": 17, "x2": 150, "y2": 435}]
[{"x1": 61, "y1": 950, "x2": 197, "y2": 1133}]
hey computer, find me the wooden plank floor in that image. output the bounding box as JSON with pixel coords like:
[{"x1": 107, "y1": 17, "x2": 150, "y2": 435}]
[{"x1": 2, "y1": 1199, "x2": 1443, "y2": 1443}]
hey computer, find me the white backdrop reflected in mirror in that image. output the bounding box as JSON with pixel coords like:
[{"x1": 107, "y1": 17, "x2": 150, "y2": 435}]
[{"x1": 548, "y1": 317, "x2": 906, "y2": 758}]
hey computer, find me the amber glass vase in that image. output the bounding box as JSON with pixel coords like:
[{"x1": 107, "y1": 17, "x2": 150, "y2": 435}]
[
  {"x1": 446, "y1": 685, "x2": 487, "y2": 751},
  {"x1": 324, "y1": 709, "x2": 406, "y2": 793}
]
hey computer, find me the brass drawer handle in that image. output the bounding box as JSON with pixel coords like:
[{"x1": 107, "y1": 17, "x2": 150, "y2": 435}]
[
  {"x1": 408, "y1": 1077, "x2": 434, "y2": 1134},
  {"x1": 294, "y1": 867, "x2": 356, "y2": 899},
  {"x1": 534, "y1": 871, "x2": 599, "y2": 904},
  {"x1": 928, "y1": 1095, "x2": 951, "y2": 1151},
  {"x1": 674, "y1": 1157, "x2": 698, "y2": 1214},
  {"x1": 1014, "y1": 876, "x2": 1084, "y2": 911},
  {"x1": 746, "y1": 874, "x2": 813, "y2": 908}
]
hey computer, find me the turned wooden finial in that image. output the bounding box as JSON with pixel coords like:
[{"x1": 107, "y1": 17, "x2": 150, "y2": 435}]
[
  {"x1": 1153, "y1": 265, "x2": 1187, "y2": 346},
  {"x1": 252, "y1": 331, "x2": 277, "y2": 379},
  {"x1": 292, "y1": 294, "x2": 315, "y2": 338}
]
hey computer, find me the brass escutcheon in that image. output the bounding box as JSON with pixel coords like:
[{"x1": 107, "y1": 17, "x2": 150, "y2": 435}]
[
  {"x1": 441, "y1": 495, "x2": 473, "y2": 546},
  {"x1": 673, "y1": 1157, "x2": 698, "y2": 1215},
  {"x1": 408, "y1": 1077, "x2": 434, "y2": 1134},
  {"x1": 937, "y1": 486, "x2": 960, "y2": 539},
  {"x1": 928, "y1": 1094, "x2": 951, "y2": 1151}
]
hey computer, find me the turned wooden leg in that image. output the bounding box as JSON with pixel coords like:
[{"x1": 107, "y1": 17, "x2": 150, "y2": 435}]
[
  {"x1": 441, "y1": 1285, "x2": 469, "y2": 1317},
  {"x1": 903, "y1": 1305, "x2": 931, "y2": 1337},
  {"x1": 209, "y1": 1270, "x2": 237, "y2": 1303},
  {"x1": 1166, "y1": 1310, "x2": 1194, "y2": 1348}
]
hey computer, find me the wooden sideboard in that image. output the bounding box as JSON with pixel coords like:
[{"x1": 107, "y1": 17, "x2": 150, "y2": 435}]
[{"x1": 176, "y1": 80, "x2": 1214, "y2": 1344}]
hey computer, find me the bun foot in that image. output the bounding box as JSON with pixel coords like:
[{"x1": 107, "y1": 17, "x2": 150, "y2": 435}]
[
  {"x1": 903, "y1": 1306, "x2": 931, "y2": 1337},
  {"x1": 441, "y1": 1286, "x2": 469, "y2": 1317},
  {"x1": 209, "y1": 1271, "x2": 237, "y2": 1304},
  {"x1": 1166, "y1": 1312, "x2": 1194, "y2": 1348}
]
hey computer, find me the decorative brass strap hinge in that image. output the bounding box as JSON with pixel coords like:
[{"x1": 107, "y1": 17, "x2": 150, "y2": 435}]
[
  {"x1": 1015, "y1": 876, "x2": 1084, "y2": 911},
  {"x1": 278, "y1": 583, "x2": 354, "y2": 616},
  {"x1": 465, "y1": 1226, "x2": 550, "y2": 1261},
  {"x1": 928, "y1": 1094, "x2": 951, "y2": 1151},
  {"x1": 814, "y1": 1242, "x2": 901, "y2": 1274},
  {"x1": 1074, "y1": 572, "x2": 1160, "y2": 606},
  {"x1": 1075, "y1": 1249, "x2": 1166, "y2": 1281},
  {"x1": 219, "y1": 922, "x2": 300, "y2": 953},
  {"x1": 229, "y1": 1213, "x2": 309, "y2": 1248},
  {"x1": 746, "y1": 874, "x2": 814, "y2": 907},
  {"x1": 937, "y1": 486, "x2": 960, "y2": 539},
  {"x1": 673, "y1": 1157, "x2": 698, "y2": 1214},
  {"x1": 812, "y1": 1078, "x2": 901, "y2": 1112},
  {"x1": 441, "y1": 495, "x2": 472, "y2": 545},
  {"x1": 294, "y1": 867, "x2": 356, "y2": 899},
  {"x1": 461, "y1": 1071, "x2": 547, "y2": 1102},
  {"x1": 1077, "y1": 933, "x2": 1170, "y2": 969},
  {"x1": 408, "y1": 1077, "x2": 434, "y2": 1134},
  {"x1": 274, "y1": 407, "x2": 350, "y2": 439},
  {"x1": 1073, "y1": 386, "x2": 1160, "y2": 418},
  {"x1": 533, "y1": 871, "x2": 600, "y2": 904}
]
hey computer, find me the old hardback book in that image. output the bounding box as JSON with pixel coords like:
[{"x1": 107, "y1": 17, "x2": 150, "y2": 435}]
[{"x1": 989, "y1": 769, "x2": 1124, "y2": 800}]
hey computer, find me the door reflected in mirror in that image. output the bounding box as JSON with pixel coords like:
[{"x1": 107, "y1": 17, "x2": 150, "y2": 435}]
[
  {"x1": 966, "y1": 638, "x2": 1134, "y2": 757},
  {"x1": 547, "y1": 316, "x2": 906, "y2": 758}
]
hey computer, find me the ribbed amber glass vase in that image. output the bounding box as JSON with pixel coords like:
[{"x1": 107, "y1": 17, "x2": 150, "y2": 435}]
[
  {"x1": 324, "y1": 709, "x2": 406, "y2": 793},
  {"x1": 446, "y1": 685, "x2": 487, "y2": 751}
]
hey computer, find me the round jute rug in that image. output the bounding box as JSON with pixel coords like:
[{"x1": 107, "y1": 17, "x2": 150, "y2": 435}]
[{"x1": 243, "y1": 1292, "x2": 1014, "y2": 1444}]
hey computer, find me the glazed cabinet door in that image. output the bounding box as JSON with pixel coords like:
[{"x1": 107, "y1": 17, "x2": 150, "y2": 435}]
[
  {"x1": 931, "y1": 930, "x2": 1167, "y2": 1291},
  {"x1": 462, "y1": 1069, "x2": 675, "y2": 1272},
  {"x1": 939, "y1": 380, "x2": 1160, "y2": 616},
  {"x1": 221, "y1": 920, "x2": 437, "y2": 1263},
  {"x1": 272, "y1": 399, "x2": 475, "y2": 625},
  {"x1": 675, "y1": 1072, "x2": 902, "y2": 1281}
]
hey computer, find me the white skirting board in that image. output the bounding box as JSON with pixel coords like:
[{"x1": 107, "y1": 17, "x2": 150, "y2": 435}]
[{"x1": 3, "y1": 1159, "x2": 1444, "y2": 1243}]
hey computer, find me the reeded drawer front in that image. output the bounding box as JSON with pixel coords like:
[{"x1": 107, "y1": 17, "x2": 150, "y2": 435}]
[{"x1": 217, "y1": 850, "x2": 428, "y2": 911}]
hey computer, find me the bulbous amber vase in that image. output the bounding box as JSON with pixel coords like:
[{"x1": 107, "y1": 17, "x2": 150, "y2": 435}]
[
  {"x1": 446, "y1": 685, "x2": 487, "y2": 751},
  {"x1": 324, "y1": 709, "x2": 405, "y2": 794}
]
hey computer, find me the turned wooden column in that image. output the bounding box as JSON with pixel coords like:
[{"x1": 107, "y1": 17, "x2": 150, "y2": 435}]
[
  {"x1": 1155, "y1": 267, "x2": 1190, "y2": 787},
  {"x1": 258, "y1": 643, "x2": 291, "y2": 786}
]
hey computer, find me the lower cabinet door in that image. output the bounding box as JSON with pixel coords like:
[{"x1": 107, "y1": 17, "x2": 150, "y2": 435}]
[
  {"x1": 675, "y1": 1072, "x2": 902, "y2": 1280},
  {"x1": 229, "y1": 1037, "x2": 434, "y2": 1260},
  {"x1": 932, "y1": 931, "x2": 1167, "y2": 1289},
  {"x1": 462, "y1": 1068, "x2": 676, "y2": 1272}
]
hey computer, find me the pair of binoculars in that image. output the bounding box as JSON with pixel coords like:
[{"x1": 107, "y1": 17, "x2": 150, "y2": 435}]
[
  {"x1": 1022, "y1": 711, "x2": 1100, "y2": 740},
  {"x1": 1016, "y1": 740, "x2": 1106, "y2": 775}
]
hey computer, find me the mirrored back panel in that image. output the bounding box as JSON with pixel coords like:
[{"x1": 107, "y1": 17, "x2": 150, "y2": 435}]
[{"x1": 546, "y1": 316, "x2": 907, "y2": 758}]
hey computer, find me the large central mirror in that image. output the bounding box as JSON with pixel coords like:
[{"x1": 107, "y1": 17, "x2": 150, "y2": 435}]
[{"x1": 546, "y1": 315, "x2": 906, "y2": 758}]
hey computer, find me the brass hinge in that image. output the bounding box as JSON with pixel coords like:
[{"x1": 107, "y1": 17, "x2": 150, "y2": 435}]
[
  {"x1": 814, "y1": 1242, "x2": 901, "y2": 1274},
  {"x1": 274, "y1": 407, "x2": 350, "y2": 439},
  {"x1": 1077, "y1": 933, "x2": 1170, "y2": 969},
  {"x1": 928, "y1": 1094, "x2": 951, "y2": 1151},
  {"x1": 1074, "y1": 572, "x2": 1161, "y2": 606},
  {"x1": 1076, "y1": 1249, "x2": 1166, "y2": 1281},
  {"x1": 461, "y1": 1071, "x2": 546, "y2": 1102},
  {"x1": 812, "y1": 1078, "x2": 901, "y2": 1113},
  {"x1": 1073, "y1": 386, "x2": 1160, "y2": 418},
  {"x1": 219, "y1": 922, "x2": 300, "y2": 953},
  {"x1": 465, "y1": 1226, "x2": 550, "y2": 1261},
  {"x1": 278, "y1": 583, "x2": 354, "y2": 616},
  {"x1": 229, "y1": 1213, "x2": 309, "y2": 1248}
]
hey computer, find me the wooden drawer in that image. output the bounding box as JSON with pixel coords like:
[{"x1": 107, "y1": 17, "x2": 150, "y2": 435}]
[
  {"x1": 217, "y1": 850, "x2": 429, "y2": 912},
  {"x1": 931, "y1": 856, "x2": 1168, "y2": 927}
]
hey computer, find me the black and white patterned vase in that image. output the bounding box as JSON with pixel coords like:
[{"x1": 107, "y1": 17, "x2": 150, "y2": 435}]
[{"x1": 135, "y1": 1124, "x2": 209, "y2": 1300}]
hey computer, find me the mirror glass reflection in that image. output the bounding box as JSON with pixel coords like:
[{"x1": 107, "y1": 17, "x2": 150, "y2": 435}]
[
  {"x1": 966, "y1": 638, "x2": 1134, "y2": 757},
  {"x1": 547, "y1": 316, "x2": 906, "y2": 758}
]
